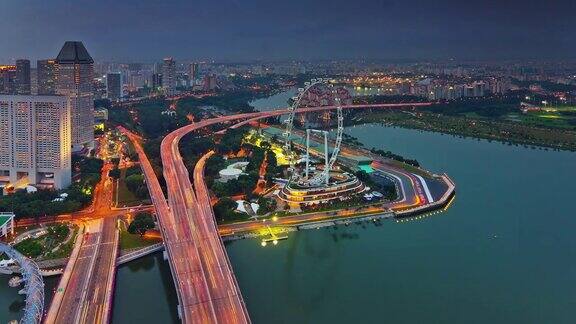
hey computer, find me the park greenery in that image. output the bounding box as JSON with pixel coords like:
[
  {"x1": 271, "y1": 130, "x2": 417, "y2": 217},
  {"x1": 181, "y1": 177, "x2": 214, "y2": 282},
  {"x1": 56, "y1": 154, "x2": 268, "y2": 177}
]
[
  {"x1": 257, "y1": 196, "x2": 277, "y2": 215},
  {"x1": 369, "y1": 148, "x2": 420, "y2": 167},
  {"x1": 0, "y1": 156, "x2": 103, "y2": 220},
  {"x1": 349, "y1": 92, "x2": 576, "y2": 151},
  {"x1": 207, "y1": 128, "x2": 281, "y2": 199},
  {"x1": 128, "y1": 212, "x2": 156, "y2": 236},
  {"x1": 352, "y1": 110, "x2": 576, "y2": 151},
  {"x1": 14, "y1": 224, "x2": 72, "y2": 259},
  {"x1": 213, "y1": 198, "x2": 242, "y2": 223}
]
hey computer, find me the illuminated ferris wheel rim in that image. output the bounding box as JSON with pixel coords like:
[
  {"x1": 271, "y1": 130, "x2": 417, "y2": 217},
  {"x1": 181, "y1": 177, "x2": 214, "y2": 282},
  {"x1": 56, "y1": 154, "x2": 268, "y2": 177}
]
[{"x1": 282, "y1": 78, "x2": 344, "y2": 185}]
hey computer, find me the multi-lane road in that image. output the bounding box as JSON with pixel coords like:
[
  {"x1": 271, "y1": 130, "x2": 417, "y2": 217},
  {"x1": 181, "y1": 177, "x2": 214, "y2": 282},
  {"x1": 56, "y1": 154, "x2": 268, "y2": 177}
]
[{"x1": 46, "y1": 217, "x2": 118, "y2": 324}]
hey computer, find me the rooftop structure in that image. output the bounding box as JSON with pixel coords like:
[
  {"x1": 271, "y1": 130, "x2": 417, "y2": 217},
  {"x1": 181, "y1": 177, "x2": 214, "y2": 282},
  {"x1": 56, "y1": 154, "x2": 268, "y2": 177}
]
[
  {"x1": 55, "y1": 41, "x2": 94, "y2": 64},
  {"x1": 0, "y1": 212, "x2": 15, "y2": 238}
]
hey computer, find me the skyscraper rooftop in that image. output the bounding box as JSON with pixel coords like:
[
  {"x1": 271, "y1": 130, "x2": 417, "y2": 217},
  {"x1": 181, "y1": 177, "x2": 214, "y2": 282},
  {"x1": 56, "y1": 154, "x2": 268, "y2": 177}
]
[{"x1": 56, "y1": 41, "x2": 94, "y2": 64}]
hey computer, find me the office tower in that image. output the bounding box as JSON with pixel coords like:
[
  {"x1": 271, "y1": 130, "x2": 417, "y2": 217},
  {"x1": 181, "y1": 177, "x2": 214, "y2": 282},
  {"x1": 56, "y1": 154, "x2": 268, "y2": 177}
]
[
  {"x1": 202, "y1": 74, "x2": 218, "y2": 91},
  {"x1": 0, "y1": 95, "x2": 71, "y2": 189},
  {"x1": 106, "y1": 73, "x2": 122, "y2": 100},
  {"x1": 15, "y1": 59, "x2": 31, "y2": 95},
  {"x1": 0, "y1": 65, "x2": 16, "y2": 94},
  {"x1": 189, "y1": 62, "x2": 199, "y2": 83},
  {"x1": 37, "y1": 59, "x2": 57, "y2": 95},
  {"x1": 55, "y1": 41, "x2": 94, "y2": 150},
  {"x1": 30, "y1": 68, "x2": 38, "y2": 95},
  {"x1": 152, "y1": 73, "x2": 163, "y2": 89},
  {"x1": 162, "y1": 57, "x2": 176, "y2": 92}
]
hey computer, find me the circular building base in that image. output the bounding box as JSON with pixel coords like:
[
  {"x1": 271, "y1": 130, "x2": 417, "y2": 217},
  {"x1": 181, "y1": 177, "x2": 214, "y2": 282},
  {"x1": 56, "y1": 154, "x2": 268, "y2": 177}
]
[{"x1": 278, "y1": 172, "x2": 365, "y2": 204}]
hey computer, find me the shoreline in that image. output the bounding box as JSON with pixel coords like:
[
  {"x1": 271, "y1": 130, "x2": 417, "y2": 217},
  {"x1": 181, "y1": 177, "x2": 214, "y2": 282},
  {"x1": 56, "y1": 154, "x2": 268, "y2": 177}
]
[
  {"x1": 219, "y1": 173, "x2": 456, "y2": 241},
  {"x1": 346, "y1": 112, "x2": 576, "y2": 152}
]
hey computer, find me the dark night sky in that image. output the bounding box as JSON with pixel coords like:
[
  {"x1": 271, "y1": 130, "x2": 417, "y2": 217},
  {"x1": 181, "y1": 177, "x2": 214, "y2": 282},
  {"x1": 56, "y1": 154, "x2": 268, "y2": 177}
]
[{"x1": 1, "y1": 0, "x2": 574, "y2": 62}]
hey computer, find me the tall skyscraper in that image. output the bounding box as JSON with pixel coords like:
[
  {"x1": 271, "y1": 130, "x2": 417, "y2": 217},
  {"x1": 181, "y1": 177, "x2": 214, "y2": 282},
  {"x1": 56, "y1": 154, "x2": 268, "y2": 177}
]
[
  {"x1": 202, "y1": 74, "x2": 218, "y2": 91},
  {"x1": 55, "y1": 41, "x2": 94, "y2": 150},
  {"x1": 37, "y1": 59, "x2": 57, "y2": 95},
  {"x1": 152, "y1": 73, "x2": 163, "y2": 89},
  {"x1": 0, "y1": 95, "x2": 71, "y2": 189},
  {"x1": 106, "y1": 73, "x2": 122, "y2": 100},
  {"x1": 15, "y1": 59, "x2": 31, "y2": 95},
  {"x1": 0, "y1": 65, "x2": 16, "y2": 94},
  {"x1": 189, "y1": 62, "x2": 199, "y2": 84},
  {"x1": 162, "y1": 57, "x2": 176, "y2": 92}
]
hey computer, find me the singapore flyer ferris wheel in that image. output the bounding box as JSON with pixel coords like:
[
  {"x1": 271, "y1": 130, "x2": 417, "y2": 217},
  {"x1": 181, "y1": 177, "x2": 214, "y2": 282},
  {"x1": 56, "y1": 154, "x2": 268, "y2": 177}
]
[{"x1": 282, "y1": 78, "x2": 344, "y2": 187}]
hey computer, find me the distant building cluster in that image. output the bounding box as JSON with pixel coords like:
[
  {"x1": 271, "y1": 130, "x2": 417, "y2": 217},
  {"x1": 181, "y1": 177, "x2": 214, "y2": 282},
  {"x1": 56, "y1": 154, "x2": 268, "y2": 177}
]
[
  {"x1": 298, "y1": 85, "x2": 353, "y2": 107},
  {"x1": 93, "y1": 58, "x2": 206, "y2": 98},
  {"x1": 0, "y1": 41, "x2": 95, "y2": 190},
  {"x1": 409, "y1": 78, "x2": 511, "y2": 100}
]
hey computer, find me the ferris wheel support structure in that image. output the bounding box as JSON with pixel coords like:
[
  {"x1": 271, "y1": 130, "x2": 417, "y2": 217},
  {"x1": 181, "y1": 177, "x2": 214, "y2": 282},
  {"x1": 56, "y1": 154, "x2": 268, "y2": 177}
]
[{"x1": 283, "y1": 79, "x2": 344, "y2": 186}]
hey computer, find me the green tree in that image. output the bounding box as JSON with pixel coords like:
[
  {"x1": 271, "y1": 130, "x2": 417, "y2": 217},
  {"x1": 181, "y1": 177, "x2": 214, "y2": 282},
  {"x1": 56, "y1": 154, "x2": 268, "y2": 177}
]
[
  {"x1": 213, "y1": 198, "x2": 239, "y2": 223},
  {"x1": 109, "y1": 167, "x2": 121, "y2": 179},
  {"x1": 128, "y1": 212, "x2": 155, "y2": 236}
]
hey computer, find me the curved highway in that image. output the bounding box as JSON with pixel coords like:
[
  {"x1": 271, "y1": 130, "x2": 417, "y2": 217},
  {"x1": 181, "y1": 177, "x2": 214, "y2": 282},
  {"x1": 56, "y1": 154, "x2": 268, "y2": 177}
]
[{"x1": 127, "y1": 102, "x2": 432, "y2": 323}]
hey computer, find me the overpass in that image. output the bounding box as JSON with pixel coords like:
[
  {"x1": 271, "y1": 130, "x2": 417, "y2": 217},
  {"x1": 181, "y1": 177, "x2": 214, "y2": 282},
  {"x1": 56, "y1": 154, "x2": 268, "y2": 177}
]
[{"x1": 122, "y1": 102, "x2": 432, "y2": 323}]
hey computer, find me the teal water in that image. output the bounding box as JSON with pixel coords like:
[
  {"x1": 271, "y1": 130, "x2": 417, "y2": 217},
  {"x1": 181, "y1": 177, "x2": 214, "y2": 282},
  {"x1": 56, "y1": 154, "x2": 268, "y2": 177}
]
[
  {"x1": 0, "y1": 273, "x2": 57, "y2": 323},
  {"x1": 112, "y1": 252, "x2": 179, "y2": 323},
  {"x1": 224, "y1": 123, "x2": 576, "y2": 323},
  {"x1": 250, "y1": 88, "x2": 296, "y2": 111}
]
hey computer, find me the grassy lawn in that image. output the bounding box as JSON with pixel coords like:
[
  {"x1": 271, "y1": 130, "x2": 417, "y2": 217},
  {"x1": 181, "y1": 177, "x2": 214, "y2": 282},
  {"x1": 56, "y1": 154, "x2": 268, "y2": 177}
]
[
  {"x1": 13, "y1": 224, "x2": 77, "y2": 260},
  {"x1": 44, "y1": 225, "x2": 79, "y2": 260},
  {"x1": 118, "y1": 220, "x2": 162, "y2": 250},
  {"x1": 505, "y1": 110, "x2": 576, "y2": 130},
  {"x1": 355, "y1": 110, "x2": 576, "y2": 151},
  {"x1": 115, "y1": 168, "x2": 145, "y2": 207}
]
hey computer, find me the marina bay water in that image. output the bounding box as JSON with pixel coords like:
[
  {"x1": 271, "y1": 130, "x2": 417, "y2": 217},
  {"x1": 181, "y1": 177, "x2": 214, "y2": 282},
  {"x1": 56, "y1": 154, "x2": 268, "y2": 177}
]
[
  {"x1": 1, "y1": 91, "x2": 575, "y2": 323},
  {"x1": 0, "y1": 274, "x2": 57, "y2": 323}
]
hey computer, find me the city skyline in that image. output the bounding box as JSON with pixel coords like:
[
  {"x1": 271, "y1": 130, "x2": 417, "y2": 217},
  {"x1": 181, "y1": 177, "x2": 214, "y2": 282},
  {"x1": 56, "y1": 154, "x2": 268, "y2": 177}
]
[
  {"x1": 1, "y1": 2, "x2": 576, "y2": 324},
  {"x1": 1, "y1": 0, "x2": 575, "y2": 62}
]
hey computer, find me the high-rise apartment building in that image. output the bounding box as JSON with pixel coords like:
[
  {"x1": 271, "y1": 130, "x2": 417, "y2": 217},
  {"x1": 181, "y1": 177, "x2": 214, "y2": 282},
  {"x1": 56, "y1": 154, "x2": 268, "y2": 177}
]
[
  {"x1": 15, "y1": 59, "x2": 31, "y2": 95},
  {"x1": 162, "y1": 57, "x2": 176, "y2": 92},
  {"x1": 0, "y1": 95, "x2": 71, "y2": 189},
  {"x1": 37, "y1": 59, "x2": 57, "y2": 95},
  {"x1": 106, "y1": 73, "x2": 122, "y2": 100},
  {"x1": 202, "y1": 74, "x2": 218, "y2": 91},
  {"x1": 0, "y1": 65, "x2": 16, "y2": 94},
  {"x1": 55, "y1": 41, "x2": 94, "y2": 150},
  {"x1": 189, "y1": 62, "x2": 199, "y2": 84}
]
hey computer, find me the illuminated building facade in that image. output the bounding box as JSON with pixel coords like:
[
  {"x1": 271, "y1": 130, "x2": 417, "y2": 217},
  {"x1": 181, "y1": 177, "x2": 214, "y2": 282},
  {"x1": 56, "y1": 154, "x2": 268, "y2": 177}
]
[
  {"x1": 0, "y1": 65, "x2": 16, "y2": 94},
  {"x1": 189, "y1": 62, "x2": 199, "y2": 84},
  {"x1": 106, "y1": 73, "x2": 122, "y2": 100},
  {"x1": 37, "y1": 59, "x2": 57, "y2": 95},
  {"x1": 15, "y1": 59, "x2": 31, "y2": 95},
  {"x1": 162, "y1": 57, "x2": 176, "y2": 93},
  {"x1": 0, "y1": 95, "x2": 71, "y2": 189}
]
